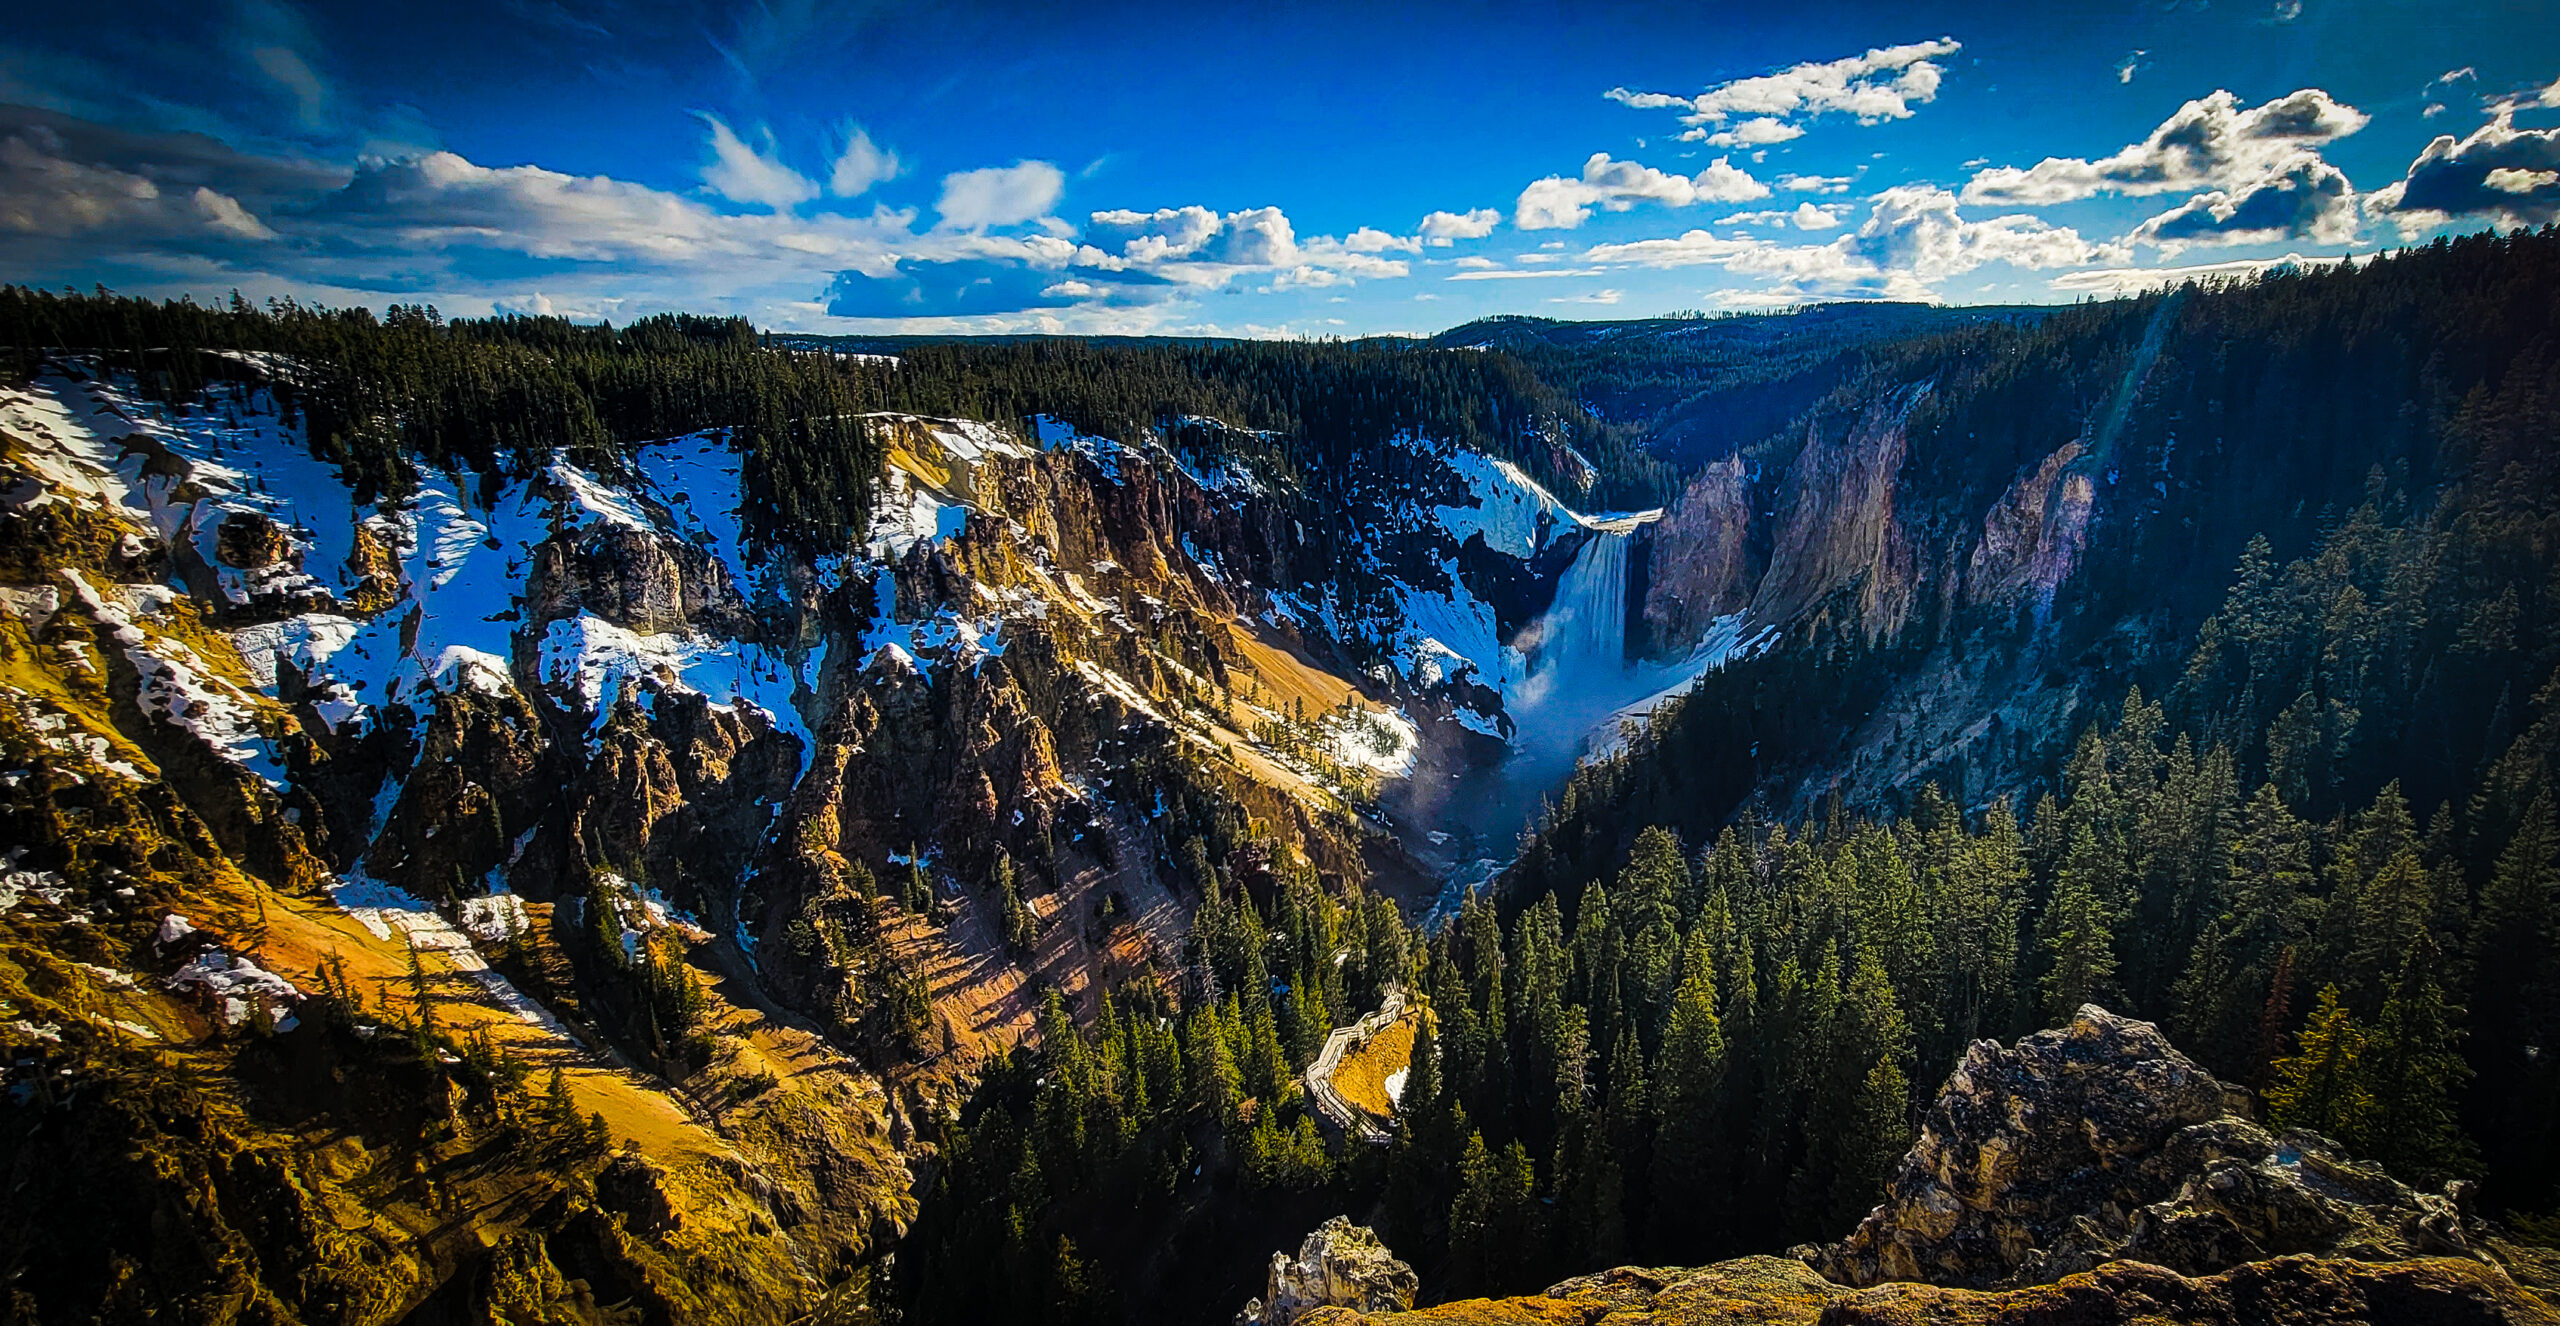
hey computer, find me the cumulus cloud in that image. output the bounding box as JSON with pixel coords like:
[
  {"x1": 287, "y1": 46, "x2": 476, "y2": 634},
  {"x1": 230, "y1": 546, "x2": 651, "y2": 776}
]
[
  {"x1": 1792, "y1": 202, "x2": 1844, "y2": 230},
  {"x1": 935, "y1": 160, "x2": 1064, "y2": 230},
  {"x1": 829, "y1": 124, "x2": 900, "y2": 198},
  {"x1": 1515, "y1": 152, "x2": 1767, "y2": 230},
  {"x1": 1340, "y1": 225, "x2": 1423, "y2": 254},
  {"x1": 1701, "y1": 117, "x2": 1804, "y2": 148},
  {"x1": 2130, "y1": 152, "x2": 2358, "y2": 250},
  {"x1": 698, "y1": 115, "x2": 818, "y2": 211},
  {"x1": 0, "y1": 122, "x2": 279, "y2": 245},
  {"x1": 1579, "y1": 185, "x2": 2119, "y2": 301},
  {"x1": 824, "y1": 200, "x2": 1416, "y2": 318},
  {"x1": 1844, "y1": 185, "x2": 2123, "y2": 282},
  {"x1": 316, "y1": 150, "x2": 769, "y2": 261},
  {"x1": 2367, "y1": 96, "x2": 2560, "y2": 234},
  {"x1": 1778, "y1": 173, "x2": 1854, "y2": 193},
  {"x1": 1962, "y1": 87, "x2": 2368, "y2": 206},
  {"x1": 1608, "y1": 38, "x2": 1961, "y2": 143},
  {"x1": 1085, "y1": 204, "x2": 1305, "y2": 268},
  {"x1": 1418, "y1": 206, "x2": 1499, "y2": 244}
]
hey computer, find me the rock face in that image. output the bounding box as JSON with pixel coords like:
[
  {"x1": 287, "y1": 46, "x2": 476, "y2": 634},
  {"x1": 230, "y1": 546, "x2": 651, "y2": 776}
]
[
  {"x1": 1811, "y1": 1005, "x2": 2498, "y2": 1292},
  {"x1": 1641, "y1": 454, "x2": 1752, "y2": 651},
  {"x1": 1239, "y1": 1216, "x2": 1420, "y2": 1326},
  {"x1": 1293, "y1": 1256, "x2": 2554, "y2": 1326},
  {"x1": 1820, "y1": 1256, "x2": 2559, "y2": 1326}
]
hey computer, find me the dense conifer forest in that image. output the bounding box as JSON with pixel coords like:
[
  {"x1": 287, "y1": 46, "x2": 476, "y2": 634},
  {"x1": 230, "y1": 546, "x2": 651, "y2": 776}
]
[{"x1": 7, "y1": 229, "x2": 2557, "y2": 1324}]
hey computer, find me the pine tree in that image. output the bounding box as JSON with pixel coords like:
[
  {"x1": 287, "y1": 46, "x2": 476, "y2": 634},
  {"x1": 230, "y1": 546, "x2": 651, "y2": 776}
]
[
  {"x1": 2037, "y1": 826, "x2": 2122, "y2": 1022},
  {"x1": 2265, "y1": 984, "x2": 2374, "y2": 1150},
  {"x1": 907, "y1": 846, "x2": 934, "y2": 914},
  {"x1": 2362, "y1": 933, "x2": 2479, "y2": 1185},
  {"x1": 2174, "y1": 783, "x2": 2317, "y2": 1077},
  {"x1": 1649, "y1": 929, "x2": 1726, "y2": 1249}
]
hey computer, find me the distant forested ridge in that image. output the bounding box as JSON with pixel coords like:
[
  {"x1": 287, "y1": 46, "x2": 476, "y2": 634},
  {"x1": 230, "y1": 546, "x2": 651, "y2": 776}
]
[{"x1": 0, "y1": 290, "x2": 1667, "y2": 555}]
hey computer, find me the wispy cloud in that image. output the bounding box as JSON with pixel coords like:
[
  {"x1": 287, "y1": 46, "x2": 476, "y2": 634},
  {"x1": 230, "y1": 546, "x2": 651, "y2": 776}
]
[
  {"x1": 1609, "y1": 39, "x2": 1961, "y2": 144},
  {"x1": 830, "y1": 124, "x2": 901, "y2": 198},
  {"x1": 697, "y1": 114, "x2": 818, "y2": 211}
]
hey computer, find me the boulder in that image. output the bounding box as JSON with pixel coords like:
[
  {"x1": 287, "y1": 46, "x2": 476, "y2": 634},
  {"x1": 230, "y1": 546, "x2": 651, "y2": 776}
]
[
  {"x1": 1239, "y1": 1216, "x2": 1420, "y2": 1326},
  {"x1": 1809, "y1": 1005, "x2": 2511, "y2": 1293}
]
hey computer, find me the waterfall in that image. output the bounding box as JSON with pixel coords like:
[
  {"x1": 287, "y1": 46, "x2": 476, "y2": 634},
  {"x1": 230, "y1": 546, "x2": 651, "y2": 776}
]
[{"x1": 1536, "y1": 528, "x2": 1631, "y2": 678}]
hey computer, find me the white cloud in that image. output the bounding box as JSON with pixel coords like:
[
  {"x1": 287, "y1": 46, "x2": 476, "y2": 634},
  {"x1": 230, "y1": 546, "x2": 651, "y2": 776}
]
[
  {"x1": 1846, "y1": 185, "x2": 2122, "y2": 281},
  {"x1": 1515, "y1": 152, "x2": 1767, "y2": 230},
  {"x1": 1791, "y1": 202, "x2": 1844, "y2": 229},
  {"x1": 1340, "y1": 225, "x2": 1422, "y2": 254},
  {"x1": 2129, "y1": 151, "x2": 2358, "y2": 251},
  {"x1": 1551, "y1": 289, "x2": 1623, "y2": 305},
  {"x1": 830, "y1": 124, "x2": 900, "y2": 198},
  {"x1": 1778, "y1": 173, "x2": 1854, "y2": 193},
  {"x1": 1701, "y1": 117, "x2": 1804, "y2": 148},
  {"x1": 1578, "y1": 185, "x2": 2120, "y2": 301},
  {"x1": 2488, "y1": 167, "x2": 2560, "y2": 193},
  {"x1": 1608, "y1": 38, "x2": 1962, "y2": 143},
  {"x1": 2368, "y1": 102, "x2": 2560, "y2": 234},
  {"x1": 191, "y1": 186, "x2": 276, "y2": 241},
  {"x1": 936, "y1": 160, "x2": 1064, "y2": 230},
  {"x1": 1453, "y1": 256, "x2": 1499, "y2": 269},
  {"x1": 1418, "y1": 206, "x2": 1499, "y2": 245},
  {"x1": 1075, "y1": 204, "x2": 1410, "y2": 291},
  {"x1": 1961, "y1": 87, "x2": 2368, "y2": 206},
  {"x1": 697, "y1": 115, "x2": 818, "y2": 212},
  {"x1": 2116, "y1": 51, "x2": 2147, "y2": 85}
]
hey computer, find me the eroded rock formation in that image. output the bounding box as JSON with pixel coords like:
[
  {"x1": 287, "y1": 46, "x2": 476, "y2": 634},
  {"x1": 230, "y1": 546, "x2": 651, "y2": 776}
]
[
  {"x1": 1239, "y1": 1216, "x2": 1421, "y2": 1326},
  {"x1": 1810, "y1": 1006, "x2": 2493, "y2": 1291}
]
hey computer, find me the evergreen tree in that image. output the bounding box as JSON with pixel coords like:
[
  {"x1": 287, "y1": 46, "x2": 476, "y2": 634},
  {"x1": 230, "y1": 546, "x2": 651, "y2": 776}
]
[
  {"x1": 2037, "y1": 826, "x2": 2122, "y2": 1022},
  {"x1": 1649, "y1": 929, "x2": 1726, "y2": 1249},
  {"x1": 2174, "y1": 783, "x2": 2317, "y2": 1078},
  {"x1": 2265, "y1": 984, "x2": 2374, "y2": 1150},
  {"x1": 2362, "y1": 933, "x2": 2479, "y2": 1186}
]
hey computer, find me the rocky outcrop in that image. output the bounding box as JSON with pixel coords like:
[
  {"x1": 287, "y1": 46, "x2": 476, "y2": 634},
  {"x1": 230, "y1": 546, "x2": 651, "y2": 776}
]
[
  {"x1": 1809, "y1": 1005, "x2": 2507, "y2": 1292},
  {"x1": 1821, "y1": 1256, "x2": 2558, "y2": 1326},
  {"x1": 1303, "y1": 1008, "x2": 2558, "y2": 1326},
  {"x1": 362, "y1": 664, "x2": 558, "y2": 898},
  {"x1": 1812, "y1": 1004, "x2": 2251, "y2": 1288},
  {"x1": 1240, "y1": 1216, "x2": 1420, "y2": 1325},
  {"x1": 1963, "y1": 440, "x2": 2093, "y2": 616},
  {"x1": 528, "y1": 519, "x2": 753, "y2": 638},
  {"x1": 1296, "y1": 1256, "x2": 2555, "y2": 1325}
]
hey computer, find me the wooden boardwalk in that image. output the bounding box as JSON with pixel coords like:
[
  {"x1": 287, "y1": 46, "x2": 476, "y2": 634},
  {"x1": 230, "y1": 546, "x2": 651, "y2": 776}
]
[{"x1": 1303, "y1": 986, "x2": 1407, "y2": 1145}]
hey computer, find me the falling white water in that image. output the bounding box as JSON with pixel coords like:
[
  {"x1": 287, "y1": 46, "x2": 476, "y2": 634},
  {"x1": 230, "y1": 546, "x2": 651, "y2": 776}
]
[
  {"x1": 1436, "y1": 520, "x2": 1657, "y2": 848},
  {"x1": 1532, "y1": 528, "x2": 1632, "y2": 679},
  {"x1": 1417, "y1": 508, "x2": 1778, "y2": 874}
]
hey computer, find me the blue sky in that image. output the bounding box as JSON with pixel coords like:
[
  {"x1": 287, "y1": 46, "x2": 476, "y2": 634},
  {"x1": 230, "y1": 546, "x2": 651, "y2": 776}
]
[{"x1": 3, "y1": 0, "x2": 2557, "y2": 335}]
